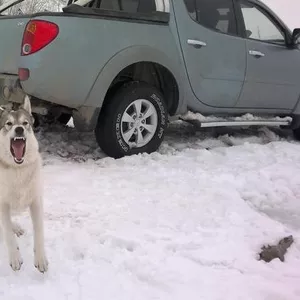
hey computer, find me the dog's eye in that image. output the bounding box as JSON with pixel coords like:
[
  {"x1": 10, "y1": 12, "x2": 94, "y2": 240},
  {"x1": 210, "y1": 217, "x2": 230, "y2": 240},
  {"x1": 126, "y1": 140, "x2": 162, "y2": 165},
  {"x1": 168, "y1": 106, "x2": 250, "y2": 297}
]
[
  {"x1": 23, "y1": 121, "x2": 29, "y2": 126},
  {"x1": 6, "y1": 122, "x2": 12, "y2": 126}
]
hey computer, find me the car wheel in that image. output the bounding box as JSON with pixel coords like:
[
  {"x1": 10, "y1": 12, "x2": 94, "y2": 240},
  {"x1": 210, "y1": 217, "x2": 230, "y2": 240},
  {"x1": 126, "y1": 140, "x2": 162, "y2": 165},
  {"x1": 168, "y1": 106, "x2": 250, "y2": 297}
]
[{"x1": 95, "y1": 82, "x2": 168, "y2": 159}]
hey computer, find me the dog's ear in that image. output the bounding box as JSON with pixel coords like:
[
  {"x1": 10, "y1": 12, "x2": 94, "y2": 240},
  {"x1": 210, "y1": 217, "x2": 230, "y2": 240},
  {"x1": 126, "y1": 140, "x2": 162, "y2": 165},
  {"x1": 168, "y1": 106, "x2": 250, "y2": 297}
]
[
  {"x1": 0, "y1": 104, "x2": 12, "y2": 127},
  {"x1": 22, "y1": 96, "x2": 32, "y2": 115},
  {"x1": 0, "y1": 103, "x2": 13, "y2": 110},
  {"x1": 0, "y1": 106, "x2": 5, "y2": 118},
  {"x1": 0, "y1": 103, "x2": 13, "y2": 118}
]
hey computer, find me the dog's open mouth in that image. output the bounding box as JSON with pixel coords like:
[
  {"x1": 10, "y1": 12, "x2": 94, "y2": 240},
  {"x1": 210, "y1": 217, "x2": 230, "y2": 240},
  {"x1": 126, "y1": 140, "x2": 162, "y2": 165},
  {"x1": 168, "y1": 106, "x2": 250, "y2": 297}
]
[{"x1": 10, "y1": 137, "x2": 26, "y2": 164}]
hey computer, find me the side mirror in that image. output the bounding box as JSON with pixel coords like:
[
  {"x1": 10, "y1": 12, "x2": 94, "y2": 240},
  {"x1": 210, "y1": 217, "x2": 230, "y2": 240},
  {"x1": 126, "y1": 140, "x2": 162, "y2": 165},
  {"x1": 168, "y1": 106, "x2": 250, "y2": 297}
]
[{"x1": 292, "y1": 28, "x2": 300, "y2": 45}]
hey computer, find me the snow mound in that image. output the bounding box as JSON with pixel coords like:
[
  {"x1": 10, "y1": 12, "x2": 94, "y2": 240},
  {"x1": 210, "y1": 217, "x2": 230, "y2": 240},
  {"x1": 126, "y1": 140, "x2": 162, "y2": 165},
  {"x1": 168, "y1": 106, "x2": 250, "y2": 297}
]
[{"x1": 0, "y1": 120, "x2": 299, "y2": 300}]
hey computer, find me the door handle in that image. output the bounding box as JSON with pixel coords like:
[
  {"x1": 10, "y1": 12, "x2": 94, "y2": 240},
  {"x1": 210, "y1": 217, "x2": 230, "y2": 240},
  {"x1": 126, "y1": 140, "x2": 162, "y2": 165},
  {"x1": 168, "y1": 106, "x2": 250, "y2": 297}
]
[
  {"x1": 187, "y1": 39, "x2": 207, "y2": 48},
  {"x1": 249, "y1": 50, "x2": 265, "y2": 58}
]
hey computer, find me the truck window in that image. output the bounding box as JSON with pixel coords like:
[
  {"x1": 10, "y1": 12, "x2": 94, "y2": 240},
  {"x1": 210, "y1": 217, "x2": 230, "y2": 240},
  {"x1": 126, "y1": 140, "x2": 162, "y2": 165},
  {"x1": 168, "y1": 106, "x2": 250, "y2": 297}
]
[
  {"x1": 183, "y1": 0, "x2": 238, "y2": 36},
  {"x1": 88, "y1": 0, "x2": 169, "y2": 13}
]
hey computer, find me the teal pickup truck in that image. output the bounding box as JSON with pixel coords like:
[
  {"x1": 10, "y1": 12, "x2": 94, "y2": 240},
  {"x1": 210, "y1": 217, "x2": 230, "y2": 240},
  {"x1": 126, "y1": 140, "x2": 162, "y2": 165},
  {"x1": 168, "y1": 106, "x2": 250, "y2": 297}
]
[{"x1": 1, "y1": 0, "x2": 300, "y2": 158}]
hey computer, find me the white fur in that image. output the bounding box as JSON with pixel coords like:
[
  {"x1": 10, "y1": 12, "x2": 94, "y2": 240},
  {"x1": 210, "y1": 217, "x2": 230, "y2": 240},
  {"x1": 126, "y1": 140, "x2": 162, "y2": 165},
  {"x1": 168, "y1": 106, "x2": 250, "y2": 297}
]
[
  {"x1": 23, "y1": 95, "x2": 32, "y2": 115},
  {"x1": 0, "y1": 99, "x2": 48, "y2": 273}
]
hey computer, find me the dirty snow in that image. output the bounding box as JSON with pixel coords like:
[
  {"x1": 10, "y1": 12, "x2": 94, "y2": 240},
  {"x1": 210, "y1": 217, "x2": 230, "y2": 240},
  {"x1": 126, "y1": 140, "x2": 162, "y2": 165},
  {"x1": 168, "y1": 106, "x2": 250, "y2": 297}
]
[{"x1": 0, "y1": 121, "x2": 300, "y2": 300}]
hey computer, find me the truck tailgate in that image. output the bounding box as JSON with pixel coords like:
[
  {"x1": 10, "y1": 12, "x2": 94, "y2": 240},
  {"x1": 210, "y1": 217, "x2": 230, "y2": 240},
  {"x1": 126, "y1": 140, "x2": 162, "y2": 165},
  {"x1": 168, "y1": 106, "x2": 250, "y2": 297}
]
[{"x1": 0, "y1": 16, "x2": 31, "y2": 74}]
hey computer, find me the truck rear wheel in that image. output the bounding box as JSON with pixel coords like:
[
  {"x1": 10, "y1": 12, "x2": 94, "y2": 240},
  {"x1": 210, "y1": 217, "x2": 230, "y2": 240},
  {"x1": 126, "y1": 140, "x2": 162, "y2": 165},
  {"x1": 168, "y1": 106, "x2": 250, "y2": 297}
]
[{"x1": 95, "y1": 82, "x2": 168, "y2": 159}]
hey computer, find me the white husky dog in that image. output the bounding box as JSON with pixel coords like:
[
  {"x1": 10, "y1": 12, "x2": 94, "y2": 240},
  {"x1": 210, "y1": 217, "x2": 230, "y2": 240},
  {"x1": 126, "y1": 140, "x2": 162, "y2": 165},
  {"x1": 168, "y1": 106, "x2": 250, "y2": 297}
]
[{"x1": 0, "y1": 97, "x2": 48, "y2": 273}]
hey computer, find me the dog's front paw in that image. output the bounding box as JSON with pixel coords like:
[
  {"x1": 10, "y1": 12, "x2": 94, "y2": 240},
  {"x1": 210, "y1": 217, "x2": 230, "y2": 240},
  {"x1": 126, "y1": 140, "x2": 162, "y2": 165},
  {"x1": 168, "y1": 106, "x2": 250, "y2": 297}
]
[
  {"x1": 9, "y1": 249, "x2": 23, "y2": 271},
  {"x1": 34, "y1": 252, "x2": 48, "y2": 273}
]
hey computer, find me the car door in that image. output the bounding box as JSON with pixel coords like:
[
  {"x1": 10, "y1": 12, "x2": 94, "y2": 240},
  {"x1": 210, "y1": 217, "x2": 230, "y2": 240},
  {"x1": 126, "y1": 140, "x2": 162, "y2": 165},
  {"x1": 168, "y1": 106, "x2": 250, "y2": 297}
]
[
  {"x1": 235, "y1": 0, "x2": 300, "y2": 110},
  {"x1": 175, "y1": 0, "x2": 246, "y2": 108}
]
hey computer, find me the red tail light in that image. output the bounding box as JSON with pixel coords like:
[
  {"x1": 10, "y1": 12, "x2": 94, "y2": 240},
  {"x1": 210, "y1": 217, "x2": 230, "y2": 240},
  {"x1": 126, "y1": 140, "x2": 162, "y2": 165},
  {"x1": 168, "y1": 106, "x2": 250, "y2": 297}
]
[{"x1": 21, "y1": 20, "x2": 59, "y2": 56}]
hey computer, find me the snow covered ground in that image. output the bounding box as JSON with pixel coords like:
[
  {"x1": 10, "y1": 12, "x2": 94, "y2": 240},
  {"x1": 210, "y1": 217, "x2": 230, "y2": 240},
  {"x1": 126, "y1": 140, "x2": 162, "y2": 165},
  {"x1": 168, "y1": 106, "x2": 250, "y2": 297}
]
[{"x1": 1, "y1": 121, "x2": 300, "y2": 300}]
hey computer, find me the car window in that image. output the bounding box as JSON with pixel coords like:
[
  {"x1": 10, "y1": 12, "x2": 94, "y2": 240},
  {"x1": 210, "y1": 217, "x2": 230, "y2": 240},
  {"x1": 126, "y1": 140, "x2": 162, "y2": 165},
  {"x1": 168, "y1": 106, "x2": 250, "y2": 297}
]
[
  {"x1": 89, "y1": 0, "x2": 169, "y2": 13},
  {"x1": 239, "y1": 1, "x2": 285, "y2": 44},
  {"x1": 183, "y1": 0, "x2": 238, "y2": 36}
]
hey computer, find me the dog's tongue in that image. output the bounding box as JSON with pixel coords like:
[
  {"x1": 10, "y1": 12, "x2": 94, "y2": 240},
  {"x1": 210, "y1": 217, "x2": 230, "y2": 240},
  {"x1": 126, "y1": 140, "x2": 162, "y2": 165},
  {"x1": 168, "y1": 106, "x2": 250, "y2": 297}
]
[{"x1": 11, "y1": 140, "x2": 25, "y2": 160}]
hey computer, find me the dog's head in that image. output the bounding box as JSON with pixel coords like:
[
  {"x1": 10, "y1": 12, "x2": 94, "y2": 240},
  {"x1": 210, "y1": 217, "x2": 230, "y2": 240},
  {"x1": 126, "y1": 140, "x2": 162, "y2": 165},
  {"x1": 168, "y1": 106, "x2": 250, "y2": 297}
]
[{"x1": 0, "y1": 97, "x2": 38, "y2": 167}]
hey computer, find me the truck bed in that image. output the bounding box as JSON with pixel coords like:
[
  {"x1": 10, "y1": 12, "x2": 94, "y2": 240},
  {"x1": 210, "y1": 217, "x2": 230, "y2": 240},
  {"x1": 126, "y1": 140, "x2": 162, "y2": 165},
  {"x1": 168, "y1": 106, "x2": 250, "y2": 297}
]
[{"x1": 19, "y1": 5, "x2": 181, "y2": 109}]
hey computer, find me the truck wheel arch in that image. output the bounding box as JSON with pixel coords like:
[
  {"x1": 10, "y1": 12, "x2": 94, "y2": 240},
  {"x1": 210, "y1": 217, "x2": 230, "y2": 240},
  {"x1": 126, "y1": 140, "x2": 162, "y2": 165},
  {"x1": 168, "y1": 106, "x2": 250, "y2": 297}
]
[{"x1": 84, "y1": 46, "x2": 183, "y2": 117}]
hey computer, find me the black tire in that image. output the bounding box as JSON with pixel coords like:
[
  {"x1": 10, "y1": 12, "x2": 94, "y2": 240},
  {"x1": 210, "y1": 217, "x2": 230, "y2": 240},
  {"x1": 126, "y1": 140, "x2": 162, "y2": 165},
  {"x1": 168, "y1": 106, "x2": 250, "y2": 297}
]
[{"x1": 95, "y1": 82, "x2": 168, "y2": 159}]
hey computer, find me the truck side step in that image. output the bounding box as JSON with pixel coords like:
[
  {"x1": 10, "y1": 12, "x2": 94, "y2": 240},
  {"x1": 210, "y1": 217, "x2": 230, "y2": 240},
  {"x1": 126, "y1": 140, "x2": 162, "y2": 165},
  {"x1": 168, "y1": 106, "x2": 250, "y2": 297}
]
[{"x1": 179, "y1": 113, "x2": 292, "y2": 129}]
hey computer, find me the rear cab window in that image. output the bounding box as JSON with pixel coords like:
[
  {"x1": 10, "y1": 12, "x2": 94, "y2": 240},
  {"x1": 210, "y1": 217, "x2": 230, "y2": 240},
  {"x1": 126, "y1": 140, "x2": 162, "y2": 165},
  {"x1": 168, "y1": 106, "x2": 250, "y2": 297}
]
[
  {"x1": 85, "y1": 0, "x2": 170, "y2": 13},
  {"x1": 64, "y1": 0, "x2": 170, "y2": 23}
]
